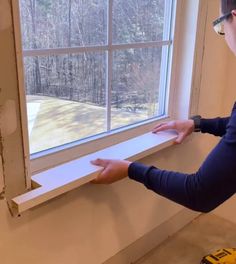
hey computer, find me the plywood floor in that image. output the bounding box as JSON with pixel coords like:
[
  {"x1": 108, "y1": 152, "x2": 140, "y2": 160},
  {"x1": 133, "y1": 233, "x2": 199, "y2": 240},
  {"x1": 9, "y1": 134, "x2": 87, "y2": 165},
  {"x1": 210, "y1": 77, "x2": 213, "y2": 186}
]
[{"x1": 135, "y1": 214, "x2": 236, "y2": 264}]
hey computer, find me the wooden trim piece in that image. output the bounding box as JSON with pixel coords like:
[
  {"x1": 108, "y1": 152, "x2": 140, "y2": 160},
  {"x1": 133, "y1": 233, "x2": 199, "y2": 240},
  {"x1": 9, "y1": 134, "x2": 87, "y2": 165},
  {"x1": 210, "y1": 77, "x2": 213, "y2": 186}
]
[
  {"x1": 12, "y1": 131, "x2": 177, "y2": 213},
  {"x1": 0, "y1": 1, "x2": 28, "y2": 203},
  {"x1": 12, "y1": 0, "x2": 31, "y2": 189}
]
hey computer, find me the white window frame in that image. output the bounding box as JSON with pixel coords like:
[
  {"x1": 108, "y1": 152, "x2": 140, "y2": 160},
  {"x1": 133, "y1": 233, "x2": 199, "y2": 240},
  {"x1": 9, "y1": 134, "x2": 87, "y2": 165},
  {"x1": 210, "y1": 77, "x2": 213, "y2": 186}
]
[
  {"x1": 8, "y1": 0, "x2": 208, "y2": 213},
  {"x1": 13, "y1": 0, "x2": 176, "y2": 174}
]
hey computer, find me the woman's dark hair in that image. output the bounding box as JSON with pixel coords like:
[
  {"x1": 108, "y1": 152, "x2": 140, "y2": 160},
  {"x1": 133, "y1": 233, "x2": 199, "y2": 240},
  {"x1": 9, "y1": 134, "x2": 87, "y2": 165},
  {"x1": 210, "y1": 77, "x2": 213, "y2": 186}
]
[{"x1": 222, "y1": 0, "x2": 236, "y2": 14}]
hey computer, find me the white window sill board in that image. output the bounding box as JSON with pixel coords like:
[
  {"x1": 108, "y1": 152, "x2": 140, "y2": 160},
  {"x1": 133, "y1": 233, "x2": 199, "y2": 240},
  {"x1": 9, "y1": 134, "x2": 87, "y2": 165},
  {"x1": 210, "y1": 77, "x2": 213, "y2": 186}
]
[{"x1": 12, "y1": 131, "x2": 177, "y2": 214}]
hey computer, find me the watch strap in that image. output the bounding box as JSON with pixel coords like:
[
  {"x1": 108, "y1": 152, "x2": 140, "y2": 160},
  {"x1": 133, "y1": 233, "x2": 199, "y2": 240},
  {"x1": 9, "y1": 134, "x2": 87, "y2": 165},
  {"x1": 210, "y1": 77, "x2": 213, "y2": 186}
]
[{"x1": 190, "y1": 115, "x2": 202, "y2": 132}]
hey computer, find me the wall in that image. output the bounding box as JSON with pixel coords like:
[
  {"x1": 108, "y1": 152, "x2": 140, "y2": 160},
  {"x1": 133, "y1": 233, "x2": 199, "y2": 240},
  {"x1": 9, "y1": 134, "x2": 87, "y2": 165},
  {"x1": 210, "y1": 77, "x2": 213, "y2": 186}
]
[{"x1": 0, "y1": 1, "x2": 231, "y2": 264}]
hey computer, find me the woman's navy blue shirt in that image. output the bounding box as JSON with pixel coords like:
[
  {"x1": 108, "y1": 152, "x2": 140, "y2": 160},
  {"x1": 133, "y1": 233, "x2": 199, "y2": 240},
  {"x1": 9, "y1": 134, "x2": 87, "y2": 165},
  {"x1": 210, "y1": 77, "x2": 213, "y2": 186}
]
[{"x1": 128, "y1": 103, "x2": 236, "y2": 212}]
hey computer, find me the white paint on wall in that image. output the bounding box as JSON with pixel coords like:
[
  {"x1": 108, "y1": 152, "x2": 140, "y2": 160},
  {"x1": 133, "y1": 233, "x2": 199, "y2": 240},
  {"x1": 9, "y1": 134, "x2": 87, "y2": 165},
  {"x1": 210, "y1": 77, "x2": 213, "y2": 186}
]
[{"x1": 0, "y1": 1, "x2": 12, "y2": 31}]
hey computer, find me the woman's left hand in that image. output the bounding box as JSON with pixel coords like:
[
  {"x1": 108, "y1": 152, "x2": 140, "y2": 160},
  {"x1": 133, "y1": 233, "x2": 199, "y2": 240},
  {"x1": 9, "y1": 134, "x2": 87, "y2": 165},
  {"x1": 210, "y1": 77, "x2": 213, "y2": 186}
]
[{"x1": 90, "y1": 158, "x2": 131, "y2": 184}]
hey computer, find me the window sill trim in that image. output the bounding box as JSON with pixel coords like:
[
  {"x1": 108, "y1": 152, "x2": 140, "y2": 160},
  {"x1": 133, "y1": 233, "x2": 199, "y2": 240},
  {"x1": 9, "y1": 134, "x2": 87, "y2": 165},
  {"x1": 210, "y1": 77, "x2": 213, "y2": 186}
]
[{"x1": 12, "y1": 131, "x2": 177, "y2": 214}]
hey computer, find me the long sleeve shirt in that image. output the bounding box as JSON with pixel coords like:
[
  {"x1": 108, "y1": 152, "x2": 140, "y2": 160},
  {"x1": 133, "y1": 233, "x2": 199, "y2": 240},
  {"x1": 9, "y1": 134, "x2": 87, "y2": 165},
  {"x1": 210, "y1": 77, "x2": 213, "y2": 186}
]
[{"x1": 128, "y1": 103, "x2": 236, "y2": 213}]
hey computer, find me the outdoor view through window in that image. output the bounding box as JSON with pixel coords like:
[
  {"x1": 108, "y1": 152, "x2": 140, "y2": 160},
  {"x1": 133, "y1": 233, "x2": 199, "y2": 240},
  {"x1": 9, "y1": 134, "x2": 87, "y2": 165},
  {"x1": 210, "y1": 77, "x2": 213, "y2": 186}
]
[{"x1": 19, "y1": 0, "x2": 174, "y2": 154}]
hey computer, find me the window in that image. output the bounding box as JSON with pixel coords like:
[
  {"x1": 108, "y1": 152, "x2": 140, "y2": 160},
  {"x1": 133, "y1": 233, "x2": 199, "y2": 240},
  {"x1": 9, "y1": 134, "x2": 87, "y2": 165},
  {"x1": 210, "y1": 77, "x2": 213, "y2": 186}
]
[
  {"x1": 18, "y1": 0, "x2": 175, "y2": 168},
  {"x1": 9, "y1": 0, "x2": 206, "y2": 212}
]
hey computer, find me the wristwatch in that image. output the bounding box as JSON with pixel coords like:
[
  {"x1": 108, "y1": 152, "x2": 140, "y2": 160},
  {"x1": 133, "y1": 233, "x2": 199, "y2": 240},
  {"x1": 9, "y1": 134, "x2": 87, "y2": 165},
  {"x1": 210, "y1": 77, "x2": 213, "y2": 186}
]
[{"x1": 190, "y1": 115, "x2": 202, "y2": 132}]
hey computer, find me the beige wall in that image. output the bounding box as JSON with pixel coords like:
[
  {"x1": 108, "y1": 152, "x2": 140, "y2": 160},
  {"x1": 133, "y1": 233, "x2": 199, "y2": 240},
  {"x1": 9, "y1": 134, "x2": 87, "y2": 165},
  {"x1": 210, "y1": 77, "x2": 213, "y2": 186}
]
[{"x1": 0, "y1": 0, "x2": 234, "y2": 264}]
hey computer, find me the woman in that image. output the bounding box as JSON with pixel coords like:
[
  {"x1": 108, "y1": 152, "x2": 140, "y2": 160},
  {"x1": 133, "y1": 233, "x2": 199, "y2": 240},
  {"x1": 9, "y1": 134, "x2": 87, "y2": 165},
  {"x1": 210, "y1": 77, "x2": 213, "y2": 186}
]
[{"x1": 91, "y1": 0, "x2": 236, "y2": 213}]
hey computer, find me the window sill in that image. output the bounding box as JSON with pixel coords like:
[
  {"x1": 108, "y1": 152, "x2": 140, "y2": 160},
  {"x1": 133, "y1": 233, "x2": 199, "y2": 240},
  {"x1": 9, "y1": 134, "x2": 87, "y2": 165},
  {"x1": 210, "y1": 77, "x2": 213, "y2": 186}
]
[{"x1": 11, "y1": 131, "x2": 177, "y2": 214}]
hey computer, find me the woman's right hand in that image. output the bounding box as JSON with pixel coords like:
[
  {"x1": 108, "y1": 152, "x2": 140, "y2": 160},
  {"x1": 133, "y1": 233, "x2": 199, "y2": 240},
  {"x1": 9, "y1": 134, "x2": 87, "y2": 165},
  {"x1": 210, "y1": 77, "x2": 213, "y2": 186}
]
[{"x1": 152, "y1": 119, "x2": 195, "y2": 144}]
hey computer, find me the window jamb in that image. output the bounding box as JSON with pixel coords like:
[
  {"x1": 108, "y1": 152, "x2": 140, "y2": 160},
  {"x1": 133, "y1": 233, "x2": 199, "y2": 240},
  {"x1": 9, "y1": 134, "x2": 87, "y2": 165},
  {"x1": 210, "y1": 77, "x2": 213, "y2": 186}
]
[
  {"x1": 12, "y1": 0, "x2": 31, "y2": 189},
  {"x1": 158, "y1": 0, "x2": 175, "y2": 116},
  {"x1": 106, "y1": 0, "x2": 113, "y2": 131}
]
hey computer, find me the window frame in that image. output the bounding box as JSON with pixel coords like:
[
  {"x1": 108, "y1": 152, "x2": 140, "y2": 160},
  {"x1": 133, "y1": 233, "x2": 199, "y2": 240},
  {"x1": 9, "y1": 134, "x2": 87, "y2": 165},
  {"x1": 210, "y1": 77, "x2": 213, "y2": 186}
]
[
  {"x1": 8, "y1": 0, "x2": 209, "y2": 213},
  {"x1": 13, "y1": 0, "x2": 177, "y2": 174}
]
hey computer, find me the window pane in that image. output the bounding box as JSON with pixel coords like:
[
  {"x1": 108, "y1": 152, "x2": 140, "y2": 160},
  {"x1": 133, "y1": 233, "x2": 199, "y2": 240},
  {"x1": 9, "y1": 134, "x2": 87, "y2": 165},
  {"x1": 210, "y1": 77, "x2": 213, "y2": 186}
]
[
  {"x1": 18, "y1": 0, "x2": 174, "y2": 157},
  {"x1": 111, "y1": 47, "x2": 163, "y2": 130},
  {"x1": 113, "y1": 0, "x2": 165, "y2": 44},
  {"x1": 24, "y1": 53, "x2": 106, "y2": 154},
  {"x1": 19, "y1": 0, "x2": 107, "y2": 49}
]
